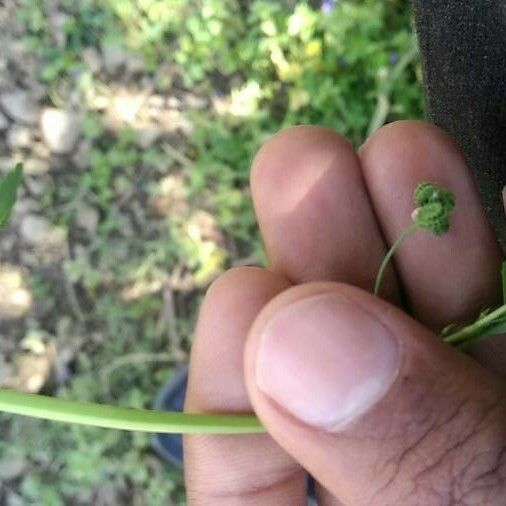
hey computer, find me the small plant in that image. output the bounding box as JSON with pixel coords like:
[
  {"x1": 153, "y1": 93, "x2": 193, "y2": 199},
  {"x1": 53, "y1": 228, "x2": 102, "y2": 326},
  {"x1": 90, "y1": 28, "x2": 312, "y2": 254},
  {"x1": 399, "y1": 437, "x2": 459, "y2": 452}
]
[
  {"x1": 0, "y1": 177, "x2": 505, "y2": 434},
  {"x1": 374, "y1": 181, "x2": 455, "y2": 296}
]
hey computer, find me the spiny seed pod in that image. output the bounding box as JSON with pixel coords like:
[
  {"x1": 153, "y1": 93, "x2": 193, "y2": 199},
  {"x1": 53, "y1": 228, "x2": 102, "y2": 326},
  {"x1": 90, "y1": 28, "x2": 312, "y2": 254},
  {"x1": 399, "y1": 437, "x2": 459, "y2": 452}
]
[
  {"x1": 439, "y1": 189, "x2": 455, "y2": 212},
  {"x1": 375, "y1": 181, "x2": 456, "y2": 297},
  {"x1": 414, "y1": 181, "x2": 455, "y2": 213},
  {"x1": 414, "y1": 182, "x2": 438, "y2": 206},
  {"x1": 414, "y1": 201, "x2": 450, "y2": 235}
]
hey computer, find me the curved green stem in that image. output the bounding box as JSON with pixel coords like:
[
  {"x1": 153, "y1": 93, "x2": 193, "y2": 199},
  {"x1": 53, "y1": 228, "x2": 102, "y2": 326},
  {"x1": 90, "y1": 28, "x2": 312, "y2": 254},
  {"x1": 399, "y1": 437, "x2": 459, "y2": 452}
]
[
  {"x1": 443, "y1": 303, "x2": 506, "y2": 346},
  {"x1": 374, "y1": 222, "x2": 419, "y2": 296},
  {"x1": 0, "y1": 389, "x2": 265, "y2": 434}
]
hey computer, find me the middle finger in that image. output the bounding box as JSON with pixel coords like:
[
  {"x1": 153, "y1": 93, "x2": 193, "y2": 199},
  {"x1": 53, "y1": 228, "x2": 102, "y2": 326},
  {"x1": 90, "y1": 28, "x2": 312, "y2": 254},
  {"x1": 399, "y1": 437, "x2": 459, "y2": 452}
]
[{"x1": 250, "y1": 125, "x2": 400, "y2": 304}]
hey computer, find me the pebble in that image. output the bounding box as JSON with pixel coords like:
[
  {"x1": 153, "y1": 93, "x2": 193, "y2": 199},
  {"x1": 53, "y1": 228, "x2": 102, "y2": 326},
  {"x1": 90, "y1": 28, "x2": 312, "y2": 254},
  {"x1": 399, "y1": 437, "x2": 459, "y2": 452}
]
[
  {"x1": 20, "y1": 215, "x2": 67, "y2": 264},
  {"x1": 71, "y1": 139, "x2": 92, "y2": 170},
  {"x1": 6, "y1": 125, "x2": 32, "y2": 150},
  {"x1": 0, "y1": 454, "x2": 27, "y2": 481},
  {"x1": 0, "y1": 89, "x2": 39, "y2": 125},
  {"x1": 0, "y1": 265, "x2": 32, "y2": 319},
  {"x1": 75, "y1": 204, "x2": 99, "y2": 234},
  {"x1": 20, "y1": 215, "x2": 52, "y2": 245},
  {"x1": 0, "y1": 110, "x2": 9, "y2": 130},
  {"x1": 6, "y1": 492, "x2": 26, "y2": 506},
  {"x1": 167, "y1": 96, "x2": 182, "y2": 109},
  {"x1": 40, "y1": 108, "x2": 81, "y2": 154},
  {"x1": 126, "y1": 54, "x2": 145, "y2": 75},
  {"x1": 23, "y1": 158, "x2": 51, "y2": 175},
  {"x1": 183, "y1": 93, "x2": 207, "y2": 109},
  {"x1": 148, "y1": 94, "x2": 165, "y2": 109},
  {"x1": 136, "y1": 126, "x2": 162, "y2": 149},
  {"x1": 111, "y1": 93, "x2": 144, "y2": 123},
  {"x1": 102, "y1": 42, "x2": 128, "y2": 75},
  {"x1": 13, "y1": 198, "x2": 39, "y2": 216},
  {"x1": 82, "y1": 46, "x2": 102, "y2": 74},
  {"x1": 24, "y1": 175, "x2": 49, "y2": 196},
  {"x1": 27, "y1": 80, "x2": 47, "y2": 102},
  {"x1": 31, "y1": 141, "x2": 51, "y2": 159}
]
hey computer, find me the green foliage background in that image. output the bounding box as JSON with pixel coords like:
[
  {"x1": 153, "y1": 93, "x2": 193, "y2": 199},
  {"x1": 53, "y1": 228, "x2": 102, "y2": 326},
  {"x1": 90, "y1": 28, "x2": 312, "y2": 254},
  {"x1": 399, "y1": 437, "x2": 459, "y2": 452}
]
[{"x1": 2, "y1": 0, "x2": 423, "y2": 503}]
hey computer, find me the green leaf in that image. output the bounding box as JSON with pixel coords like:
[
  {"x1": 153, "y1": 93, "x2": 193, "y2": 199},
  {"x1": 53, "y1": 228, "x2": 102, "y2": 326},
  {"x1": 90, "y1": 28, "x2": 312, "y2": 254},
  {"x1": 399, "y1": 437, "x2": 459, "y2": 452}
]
[
  {"x1": 501, "y1": 261, "x2": 506, "y2": 304},
  {"x1": 0, "y1": 163, "x2": 23, "y2": 227}
]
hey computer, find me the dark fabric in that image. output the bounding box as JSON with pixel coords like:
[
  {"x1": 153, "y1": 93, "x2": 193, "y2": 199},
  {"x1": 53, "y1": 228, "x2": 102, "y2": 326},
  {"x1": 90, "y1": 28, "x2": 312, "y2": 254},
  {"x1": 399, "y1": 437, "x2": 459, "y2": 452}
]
[{"x1": 412, "y1": 0, "x2": 506, "y2": 251}]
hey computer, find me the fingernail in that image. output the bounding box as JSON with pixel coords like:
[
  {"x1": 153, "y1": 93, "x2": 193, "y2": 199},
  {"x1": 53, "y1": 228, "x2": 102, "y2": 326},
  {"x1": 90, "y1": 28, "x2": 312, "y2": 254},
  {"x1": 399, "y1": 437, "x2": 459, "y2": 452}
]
[{"x1": 255, "y1": 293, "x2": 399, "y2": 431}]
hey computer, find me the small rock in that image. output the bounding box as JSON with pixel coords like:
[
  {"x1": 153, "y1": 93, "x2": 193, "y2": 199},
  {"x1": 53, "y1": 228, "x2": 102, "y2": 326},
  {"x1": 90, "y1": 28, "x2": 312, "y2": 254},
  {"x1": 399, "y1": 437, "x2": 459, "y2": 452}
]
[
  {"x1": 50, "y1": 154, "x2": 70, "y2": 171},
  {"x1": 158, "y1": 109, "x2": 192, "y2": 135},
  {"x1": 40, "y1": 108, "x2": 81, "y2": 154},
  {"x1": 0, "y1": 110, "x2": 9, "y2": 130},
  {"x1": 51, "y1": 12, "x2": 70, "y2": 48},
  {"x1": 0, "y1": 89, "x2": 39, "y2": 125},
  {"x1": 20, "y1": 215, "x2": 67, "y2": 264},
  {"x1": 167, "y1": 96, "x2": 181, "y2": 109},
  {"x1": 0, "y1": 264, "x2": 32, "y2": 319},
  {"x1": 31, "y1": 141, "x2": 51, "y2": 159},
  {"x1": 140, "y1": 76, "x2": 154, "y2": 89},
  {"x1": 0, "y1": 157, "x2": 16, "y2": 172},
  {"x1": 0, "y1": 234, "x2": 15, "y2": 257},
  {"x1": 183, "y1": 93, "x2": 207, "y2": 109},
  {"x1": 23, "y1": 158, "x2": 51, "y2": 175},
  {"x1": 147, "y1": 94, "x2": 165, "y2": 109},
  {"x1": 71, "y1": 139, "x2": 92, "y2": 170},
  {"x1": 113, "y1": 176, "x2": 134, "y2": 200},
  {"x1": 0, "y1": 59, "x2": 7, "y2": 88},
  {"x1": 0, "y1": 454, "x2": 27, "y2": 481},
  {"x1": 24, "y1": 176, "x2": 48, "y2": 196},
  {"x1": 150, "y1": 174, "x2": 189, "y2": 217},
  {"x1": 30, "y1": 294, "x2": 54, "y2": 318},
  {"x1": 6, "y1": 125, "x2": 32, "y2": 150},
  {"x1": 136, "y1": 127, "x2": 162, "y2": 149},
  {"x1": 82, "y1": 46, "x2": 102, "y2": 74},
  {"x1": 91, "y1": 95, "x2": 109, "y2": 110},
  {"x1": 20, "y1": 215, "x2": 52, "y2": 245},
  {"x1": 111, "y1": 92, "x2": 144, "y2": 124},
  {"x1": 75, "y1": 204, "x2": 99, "y2": 234},
  {"x1": 68, "y1": 89, "x2": 83, "y2": 109},
  {"x1": 6, "y1": 492, "x2": 26, "y2": 506},
  {"x1": 27, "y1": 80, "x2": 47, "y2": 102},
  {"x1": 5, "y1": 349, "x2": 54, "y2": 393},
  {"x1": 13, "y1": 198, "x2": 39, "y2": 216},
  {"x1": 117, "y1": 214, "x2": 134, "y2": 238},
  {"x1": 126, "y1": 54, "x2": 145, "y2": 75},
  {"x1": 102, "y1": 42, "x2": 128, "y2": 75}
]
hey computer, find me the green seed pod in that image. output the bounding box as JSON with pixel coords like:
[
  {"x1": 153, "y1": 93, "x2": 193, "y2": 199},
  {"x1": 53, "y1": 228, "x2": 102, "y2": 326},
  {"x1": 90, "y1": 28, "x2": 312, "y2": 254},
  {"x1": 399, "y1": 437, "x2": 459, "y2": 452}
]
[
  {"x1": 438, "y1": 188, "x2": 455, "y2": 212},
  {"x1": 414, "y1": 182, "x2": 437, "y2": 207},
  {"x1": 414, "y1": 201, "x2": 450, "y2": 235},
  {"x1": 414, "y1": 182, "x2": 455, "y2": 210}
]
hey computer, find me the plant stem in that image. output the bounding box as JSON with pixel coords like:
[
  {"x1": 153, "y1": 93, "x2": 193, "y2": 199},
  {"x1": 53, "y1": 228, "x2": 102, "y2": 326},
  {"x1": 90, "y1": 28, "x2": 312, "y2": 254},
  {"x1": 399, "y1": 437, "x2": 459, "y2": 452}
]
[
  {"x1": 0, "y1": 389, "x2": 265, "y2": 434},
  {"x1": 374, "y1": 222, "x2": 419, "y2": 296},
  {"x1": 443, "y1": 303, "x2": 506, "y2": 346}
]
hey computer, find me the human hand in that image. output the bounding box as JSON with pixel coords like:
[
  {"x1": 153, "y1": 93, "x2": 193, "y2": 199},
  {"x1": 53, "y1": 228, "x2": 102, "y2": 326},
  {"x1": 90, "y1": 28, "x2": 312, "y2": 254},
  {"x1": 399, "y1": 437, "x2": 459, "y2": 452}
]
[{"x1": 183, "y1": 121, "x2": 506, "y2": 505}]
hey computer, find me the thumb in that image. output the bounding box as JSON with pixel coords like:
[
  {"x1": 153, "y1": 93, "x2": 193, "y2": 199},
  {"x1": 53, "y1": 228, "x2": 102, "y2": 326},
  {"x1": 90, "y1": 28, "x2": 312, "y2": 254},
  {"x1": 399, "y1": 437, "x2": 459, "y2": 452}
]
[{"x1": 244, "y1": 283, "x2": 506, "y2": 505}]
